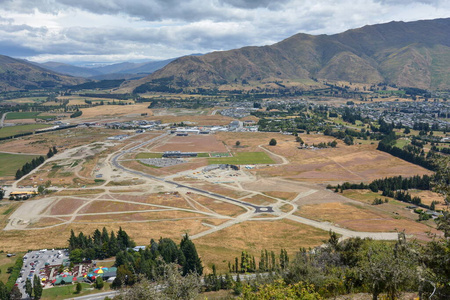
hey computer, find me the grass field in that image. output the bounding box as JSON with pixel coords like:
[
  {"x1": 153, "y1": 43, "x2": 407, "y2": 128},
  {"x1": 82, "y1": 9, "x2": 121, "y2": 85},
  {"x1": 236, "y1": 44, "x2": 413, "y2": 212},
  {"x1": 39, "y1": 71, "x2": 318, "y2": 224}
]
[
  {"x1": 0, "y1": 124, "x2": 52, "y2": 138},
  {"x1": 6, "y1": 112, "x2": 53, "y2": 120},
  {"x1": 208, "y1": 152, "x2": 274, "y2": 165},
  {"x1": 136, "y1": 152, "x2": 163, "y2": 159},
  {"x1": 0, "y1": 153, "x2": 40, "y2": 177}
]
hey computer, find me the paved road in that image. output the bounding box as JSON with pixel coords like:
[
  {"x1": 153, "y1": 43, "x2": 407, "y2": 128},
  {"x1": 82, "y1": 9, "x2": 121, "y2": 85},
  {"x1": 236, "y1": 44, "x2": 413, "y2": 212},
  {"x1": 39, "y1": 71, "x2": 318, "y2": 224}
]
[{"x1": 110, "y1": 133, "x2": 274, "y2": 213}]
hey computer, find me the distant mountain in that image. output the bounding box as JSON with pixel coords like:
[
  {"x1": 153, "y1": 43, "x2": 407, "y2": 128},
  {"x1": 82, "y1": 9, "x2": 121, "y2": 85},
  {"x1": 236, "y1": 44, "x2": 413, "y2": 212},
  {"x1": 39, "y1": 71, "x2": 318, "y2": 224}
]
[
  {"x1": 35, "y1": 58, "x2": 179, "y2": 80},
  {"x1": 128, "y1": 18, "x2": 450, "y2": 91},
  {"x1": 40, "y1": 61, "x2": 102, "y2": 78},
  {"x1": 0, "y1": 55, "x2": 86, "y2": 91}
]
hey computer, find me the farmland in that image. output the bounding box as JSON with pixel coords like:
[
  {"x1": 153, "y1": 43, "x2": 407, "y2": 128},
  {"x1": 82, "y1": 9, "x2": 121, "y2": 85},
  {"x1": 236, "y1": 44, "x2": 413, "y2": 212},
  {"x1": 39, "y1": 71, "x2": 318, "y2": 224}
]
[
  {"x1": 0, "y1": 124, "x2": 52, "y2": 138},
  {"x1": 0, "y1": 153, "x2": 40, "y2": 177}
]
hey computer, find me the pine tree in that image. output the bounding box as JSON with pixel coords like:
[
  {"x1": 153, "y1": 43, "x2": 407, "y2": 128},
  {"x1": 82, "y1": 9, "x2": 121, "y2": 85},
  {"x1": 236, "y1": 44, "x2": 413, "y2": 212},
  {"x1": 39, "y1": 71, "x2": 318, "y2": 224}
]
[
  {"x1": 25, "y1": 277, "x2": 33, "y2": 298},
  {"x1": 180, "y1": 234, "x2": 203, "y2": 275},
  {"x1": 33, "y1": 274, "x2": 43, "y2": 299}
]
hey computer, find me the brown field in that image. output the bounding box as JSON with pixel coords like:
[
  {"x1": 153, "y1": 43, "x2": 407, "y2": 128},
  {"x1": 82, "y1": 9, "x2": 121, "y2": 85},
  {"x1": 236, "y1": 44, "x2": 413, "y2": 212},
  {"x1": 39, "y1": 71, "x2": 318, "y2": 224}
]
[
  {"x1": 78, "y1": 201, "x2": 162, "y2": 214},
  {"x1": 49, "y1": 198, "x2": 88, "y2": 215},
  {"x1": 295, "y1": 202, "x2": 438, "y2": 240},
  {"x1": 73, "y1": 210, "x2": 208, "y2": 223},
  {"x1": 193, "y1": 182, "x2": 252, "y2": 199},
  {"x1": 194, "y1": 219, "x2": 330, "y2": 273},
  {"x1": 409, "y1": 190, "x2": 448, "y2": 210},
  {"x1": 80, "y1": 104, "x2": 152, "y2": 118},
  {"x1": 188, "y1": 194, "x2": 247, "y2": 217},
  {"x1": 256, "y1": 139, "x2": 432, "y2": 183},
  {"x1": 112, "y1": 193, "x2": 192, "y2": 210},
  {"x1": 152, "y1": 135, "x2": 228, "y2": 153}
]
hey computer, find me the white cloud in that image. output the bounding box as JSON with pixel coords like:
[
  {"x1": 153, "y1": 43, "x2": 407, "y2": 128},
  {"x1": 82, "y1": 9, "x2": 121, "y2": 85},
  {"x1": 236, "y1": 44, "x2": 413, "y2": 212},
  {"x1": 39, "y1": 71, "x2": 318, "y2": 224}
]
[{"x1": 0, "y1": 0, "x2": 448, "y2": 63}]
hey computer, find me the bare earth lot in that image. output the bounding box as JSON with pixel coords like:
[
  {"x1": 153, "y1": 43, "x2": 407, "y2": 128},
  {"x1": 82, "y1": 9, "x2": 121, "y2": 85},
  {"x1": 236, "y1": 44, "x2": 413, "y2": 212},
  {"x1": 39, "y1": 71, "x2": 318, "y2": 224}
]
[{"x1": 151, "y1": 135, "x2": 228, "y2": 153}]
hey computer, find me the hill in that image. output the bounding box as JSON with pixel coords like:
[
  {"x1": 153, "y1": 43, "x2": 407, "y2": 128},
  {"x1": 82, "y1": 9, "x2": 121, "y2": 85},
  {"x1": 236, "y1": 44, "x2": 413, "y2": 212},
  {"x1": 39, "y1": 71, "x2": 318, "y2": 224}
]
[
  {"x1": 128, "y1": 18, "x2": 450, "y2": 91},
  {"x1": 0, "y1": 55, "x2": 86, "y2": 91}
]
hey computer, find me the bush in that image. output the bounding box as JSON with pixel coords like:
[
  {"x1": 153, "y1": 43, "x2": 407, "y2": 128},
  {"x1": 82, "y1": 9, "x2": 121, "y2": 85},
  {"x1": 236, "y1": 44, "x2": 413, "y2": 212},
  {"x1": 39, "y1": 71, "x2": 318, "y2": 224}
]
[{"x1": 269, "y1": 138, "x2": 277, "y2": 146}]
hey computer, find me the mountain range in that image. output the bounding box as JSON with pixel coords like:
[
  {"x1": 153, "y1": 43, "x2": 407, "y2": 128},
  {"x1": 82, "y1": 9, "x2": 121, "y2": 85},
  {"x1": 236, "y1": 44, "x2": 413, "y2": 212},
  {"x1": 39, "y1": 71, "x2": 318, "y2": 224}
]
[
  {"x1": 1, "y1": 18, "x2": 450, "y2": 92},
  {"x1": 0, "y1": 55, "x2": 86, "y2": 92},
  {"x1": 127, "y1": 18, "x2": 450, "y2": 91}
]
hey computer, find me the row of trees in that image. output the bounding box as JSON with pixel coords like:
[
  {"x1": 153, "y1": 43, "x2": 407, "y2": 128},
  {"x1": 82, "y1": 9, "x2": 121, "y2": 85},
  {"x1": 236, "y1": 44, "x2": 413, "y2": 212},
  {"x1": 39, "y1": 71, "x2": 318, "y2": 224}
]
[
  {"x1": 68, "y1": 227, "x2": 135, "y2": 262},
  {"x1": 15, "y1": 156, "x2": 45, "y2": 180},
  {"x1": 15, "y1": 147, "x2": 57, "y2": 180}
]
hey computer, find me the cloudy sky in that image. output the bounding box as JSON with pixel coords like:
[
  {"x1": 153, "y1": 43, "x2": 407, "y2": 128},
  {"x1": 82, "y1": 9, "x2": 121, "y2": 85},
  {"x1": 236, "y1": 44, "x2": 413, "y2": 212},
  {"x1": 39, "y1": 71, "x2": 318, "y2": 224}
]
[{"x1": 0, "y1": 0, "x2": 449, "y2": 65}]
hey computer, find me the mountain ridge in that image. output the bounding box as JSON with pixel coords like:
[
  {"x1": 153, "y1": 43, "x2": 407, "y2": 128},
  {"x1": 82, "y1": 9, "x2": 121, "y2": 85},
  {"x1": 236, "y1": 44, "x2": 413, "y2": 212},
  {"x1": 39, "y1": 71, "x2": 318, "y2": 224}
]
[
  {"x1": 0, "y1": 55, "x2": 86, "y2": 92},
  {"x1": 128, "y1": 18, "x2": 450, "y2": 91}
]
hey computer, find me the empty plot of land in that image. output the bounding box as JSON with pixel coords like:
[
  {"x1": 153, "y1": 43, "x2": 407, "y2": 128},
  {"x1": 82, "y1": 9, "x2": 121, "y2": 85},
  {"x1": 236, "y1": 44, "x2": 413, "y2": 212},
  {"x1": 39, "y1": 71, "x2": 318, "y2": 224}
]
[
  {"x1": 259, "y1": 142, "x2": 432, "y2": 183},
  {"x1": 295, "y1": 202, "x2": 437, "y2": 239},
  {"x1": 152, "y1": 135, "x2": 228, "y2": 153}
]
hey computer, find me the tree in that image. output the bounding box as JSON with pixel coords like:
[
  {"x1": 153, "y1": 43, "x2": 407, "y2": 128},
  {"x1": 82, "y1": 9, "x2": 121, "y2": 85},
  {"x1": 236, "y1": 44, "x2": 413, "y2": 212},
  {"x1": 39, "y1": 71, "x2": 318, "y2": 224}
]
[
  {"x1": 235, "y1": 141, "x2": 241, "y2": 147},
  {"x1": 269, "y1": 138, "x2": 277, "y2": 146},
  {"x1": 94, "y1": 277, "x2": 104, "y2": 290},
  {"x1": 25, "y1": 277, "x2": 33, "y2": 298},
  {"x1": 69, "y1": 249, "x2": 83, "y2": 264},
  {"x1": 180, "y1": 234, "x2": 203, "y2": 275},
  {"x1": 76, "y1": 282, "x2": 82, "y2": 294},
  {"x1": 33, "y1": 274, "x2": 43, "y2": 299},
  {"x1": 404, "y1": 127, "x2": 411, "y2": 134}
]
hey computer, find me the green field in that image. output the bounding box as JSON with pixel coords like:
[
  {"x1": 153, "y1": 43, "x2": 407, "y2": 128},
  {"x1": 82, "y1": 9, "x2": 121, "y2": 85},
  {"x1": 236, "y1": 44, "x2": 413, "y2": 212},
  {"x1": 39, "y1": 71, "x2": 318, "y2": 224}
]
[
  {"x1": 41, "y1": 282, "x2": 110, "y2": 300},
  {"x1": 208, "y1": 152, "x2": 274, "y2": 165},
  {"x1": 0, "y1": 153, "x2": 40, "y2": 177},
  {"x1": 395, "y1": 139, "x2": 410, "y2": 148},
  {"x1": 6, "y1": 112, "x2": 53, "y2": 120},
  {"x1": 136, "y1": 152, "x2": 163, "y2": 159},
  {"x1": 197, "y1": 153, "x2": 210, "y2": 157},
  {"x1": 0, "y1": 124, "x2": 52, "y2": 138}
]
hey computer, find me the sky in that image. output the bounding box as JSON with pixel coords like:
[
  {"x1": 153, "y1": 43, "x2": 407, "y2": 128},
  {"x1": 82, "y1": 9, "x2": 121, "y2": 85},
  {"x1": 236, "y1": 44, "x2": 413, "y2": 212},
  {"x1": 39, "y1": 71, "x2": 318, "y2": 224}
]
[{"x1": 0, "y1": 0, "x2": 449, "y2": 65}]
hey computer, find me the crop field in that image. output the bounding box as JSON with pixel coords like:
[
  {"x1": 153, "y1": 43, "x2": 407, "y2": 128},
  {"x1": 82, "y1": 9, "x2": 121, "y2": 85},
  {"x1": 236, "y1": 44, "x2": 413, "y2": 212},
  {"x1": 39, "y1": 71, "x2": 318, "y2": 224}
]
[
  {"x1": 135, "y1": 152, "x2": 163, "y2": 159},
  {"x1": 0, "y1": 153, "x2": 40, "y2": 177},
  {"x1": 0, "y1": 124, "x2": 52, "y2": 138},
  {"x1": 5, "y1": 112, "x2": 53, "y2": 120},
  {"x1": 208, "y1": 152, "x2": 274, "y2": 165}
]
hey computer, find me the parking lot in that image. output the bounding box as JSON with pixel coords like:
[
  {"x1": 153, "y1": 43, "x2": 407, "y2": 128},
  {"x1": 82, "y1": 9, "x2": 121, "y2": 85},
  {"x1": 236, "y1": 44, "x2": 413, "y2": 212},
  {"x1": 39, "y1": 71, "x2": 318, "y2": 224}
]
[{"x1": 18, "y1": 249, "x2": 69, "y2": 297}]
